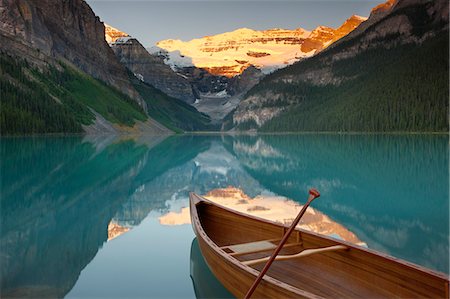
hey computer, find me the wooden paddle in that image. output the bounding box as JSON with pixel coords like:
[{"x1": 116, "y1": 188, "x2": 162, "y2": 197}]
[{"x1": 244, "y1": 188, "x2": 321, "y2": 299}]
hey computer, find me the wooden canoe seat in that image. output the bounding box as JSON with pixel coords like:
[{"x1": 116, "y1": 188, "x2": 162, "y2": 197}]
[
  {"x1": 226, "y1": 240, "x2": 277, "y2": 255},
  {"x1": 221, "y1": 239, "x2": 303, "y2": 257},
  {"x1": 243, "y1": 244, "x2": 348, "y2": 266}
]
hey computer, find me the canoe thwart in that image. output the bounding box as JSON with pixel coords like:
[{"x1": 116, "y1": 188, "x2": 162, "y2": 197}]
[
  {"x1": 243, "y1": 245, "x2": 348, "y2": 266},
  {"x1": 221, "y1": 239, "x2": 305, "y2": 257},
  {"x1": 223, "y1": 240, "x2": 277, "y2": 255}
]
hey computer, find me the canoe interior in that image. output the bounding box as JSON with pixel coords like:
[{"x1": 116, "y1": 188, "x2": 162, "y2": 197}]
[{"x1": 196, "y1": 200, "x2": 449, "y2": 298}]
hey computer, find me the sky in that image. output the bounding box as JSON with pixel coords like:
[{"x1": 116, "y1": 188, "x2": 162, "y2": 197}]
[{"x1": 86, "y1": 0, "x2": 381, "y2": 48}]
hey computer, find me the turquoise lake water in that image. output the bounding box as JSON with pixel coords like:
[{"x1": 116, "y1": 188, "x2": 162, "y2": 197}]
[{"x1": 1, "y1": 134, "x2": 448, "y2": 298}]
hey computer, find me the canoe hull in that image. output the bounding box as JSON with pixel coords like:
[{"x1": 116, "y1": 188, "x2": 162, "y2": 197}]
[
  {"x1": 190, "y1": 193, "x2": 450, "y2": 299},
  {"x1": 196, "y1": 230, "x2": 304, "y2": 298}
]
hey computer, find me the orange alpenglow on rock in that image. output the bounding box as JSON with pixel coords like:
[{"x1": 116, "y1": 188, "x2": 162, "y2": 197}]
[
  {"x1": 107, "y1": 221, "x2": 130, "y2": 241},
  {"x1": 155, "y1": 15, "x2": 367, "y2": 77},
  {"x1": 371, "y1": 0, "x2": 397, "y2": 14},
  {"x1": 104, "y1": 23, "x2": 130, "y2": 44}
]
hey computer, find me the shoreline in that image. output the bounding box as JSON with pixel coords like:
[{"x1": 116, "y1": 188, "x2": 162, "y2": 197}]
[{"x1": 1, "y1": 131, "x2": 448, "y2": 138}]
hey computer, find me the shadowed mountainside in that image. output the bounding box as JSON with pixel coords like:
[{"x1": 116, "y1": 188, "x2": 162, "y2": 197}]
[{"x1": 230, "y1": 0, "x2": 449, "y2": 132}]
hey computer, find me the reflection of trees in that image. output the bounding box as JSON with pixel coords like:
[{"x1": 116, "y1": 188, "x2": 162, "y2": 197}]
[
  {"x1": 1, "y1": 137, "x2": 149, "y2": 297},
  {"x1": 0, "y1": 135, "x2": 209, "y2": 297},
  {"x1": 112, "y1": 137, "x2": 265, "y2": 227},
  {"x1": 225, "y1": 134, "x2": 449, "y2": 273},
  {"x1": 112, "y1": 135, "x2": 211, "y2": 227}
]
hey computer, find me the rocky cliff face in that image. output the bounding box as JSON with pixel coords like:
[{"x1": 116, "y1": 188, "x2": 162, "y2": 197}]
[
  {"x1": 109, "y1": 36, "x2": 197, "y2": 104},
  {"x1": 187, "y1": 65, "x2": 264, "y2": 122},
  {"x1": 0, "y1": 0, "x2": 144, "y2": 107},
  {"x1": 280, "y1": 0, "x2": 449, "y2": 87},
  {"x1": 232, "y1": 0, "x2": 449, "y2": 130},
  {"x1": 106, "y1": 24, "x2": 263, "y2": 115},
  {"x1": 105, "y1": 14, "x2": 364, "y2": 119},
  {"x1": 102, "y1": 7, "x2": 371, "y2": 123},
  {"x1": 156, "y1": 15, "x2": 366, "y2": 77},
  {"x1": 326, "y1": 0, "x2": 447, "y2": 54},
  {"x1": 300, "y1": 15, "x2": 366, "y2": 53}
]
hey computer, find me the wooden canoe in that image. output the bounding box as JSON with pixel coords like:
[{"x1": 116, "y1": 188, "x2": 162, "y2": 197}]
[{"x1": 189, "y1": 192, "x2": 450, "y2": 298}]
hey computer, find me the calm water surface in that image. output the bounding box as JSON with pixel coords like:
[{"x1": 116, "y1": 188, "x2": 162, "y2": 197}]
[{"x1": 1, "y1": 134, "x2": 448, "y2": 298}]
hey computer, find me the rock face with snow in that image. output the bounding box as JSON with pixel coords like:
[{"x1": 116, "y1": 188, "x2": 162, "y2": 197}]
[
  {"x1": 156, "y1": 15, "x2": 366, "y2": 77},
  {"x1": 106, "y1": 24, "x2": 264, "y2": 112},
  {"x1": 106, "y1": 29, "x2": 197, "y2": 104},
  {"x1": 0, "y1": 0, "x2": 143, "y2": 105},
  {"x1": 105, "y1": 14, "x2": 363, "y2": 119}
]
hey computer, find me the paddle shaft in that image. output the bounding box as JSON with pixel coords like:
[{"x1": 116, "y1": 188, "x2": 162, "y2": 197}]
[{"x1": 244, "y1": 189, "x2": 320, "y2": 299}]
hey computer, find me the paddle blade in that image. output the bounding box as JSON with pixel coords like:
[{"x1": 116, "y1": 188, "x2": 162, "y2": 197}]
[{"x1": 309, "y1": 188, "x2": 320, "y2": 199}]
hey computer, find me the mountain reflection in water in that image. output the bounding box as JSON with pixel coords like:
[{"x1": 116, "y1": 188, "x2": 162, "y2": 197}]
[
  {"x1": 1, "y1": 134, "x2": 448, "y2": 298},
  {"x1": 160, "y1": 187, "x2": 366, "y2": 246},
  {"x1": 223, "y1": 135, "x2": 449, "y2": 273}
]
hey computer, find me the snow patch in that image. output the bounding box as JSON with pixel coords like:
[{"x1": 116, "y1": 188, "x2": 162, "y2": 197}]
[
  {"x1": 147, "y1": 46, "x2": 165, "y2": 55},
  {"x1": 201, "y1": 90, "x2": 229, "y2": 98},
  {"x1": 177, "y1": 73, "x2": 189, "y2": 79},
  {"x1": 112, "y1": 36, "x2": 133, "y2": 44},
  {"x1": 163, "y1": 50, "x2": 194, "y2": 70},
  {"x1": 215, "y1": 90, "x2": 229, "y2": 97},
  {"x1": 352, "y1": 15, "x2": 368, "y2": 21},
  {"x1": 134, "y1": 73, "x2": 144, "y2": 82}
]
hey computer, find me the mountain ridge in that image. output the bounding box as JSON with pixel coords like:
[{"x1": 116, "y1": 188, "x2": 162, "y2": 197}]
[
  {"x1": 0, "y1": 0, "x2": 212, "y2": 134},
  {"x1": 105, "y1": 24, "x2": 264, "y2": 121},
  {"x1": 108, "y1": 34, "x2": 197, "y2": 104},
  {"x1": 0, "y1": 0, "x2": 144, "y2": 107},
  {"x1": 229, "y1": 0, "x2": 449, "y2": 132},
  {"x1": 104, "y1": 13, "x2": 366, "y2": 122},
  {"x1": 156, "y1": 15, "x2": 366, "y2": 77},
  {"x1": 1, "y1": 0, "x2": 446, "y2": 134}
]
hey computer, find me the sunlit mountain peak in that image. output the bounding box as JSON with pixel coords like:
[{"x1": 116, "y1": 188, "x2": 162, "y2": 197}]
[
  {"x1": 156, "y1": 16, "x2": 365, "y2": 77},
  {"x1": 104, "y1": 23, "x2": 130, "y2": 44},
  {"x1": 371, "y1": 0, "x2": 396, "y2": 14}
]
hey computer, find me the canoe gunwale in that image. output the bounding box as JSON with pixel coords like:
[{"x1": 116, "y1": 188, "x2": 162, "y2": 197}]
[{"x1": 189, "y1": 192, "x2": 449, "y2": 282}]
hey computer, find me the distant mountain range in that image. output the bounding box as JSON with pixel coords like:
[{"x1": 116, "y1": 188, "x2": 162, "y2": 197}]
[
  {"x1": 104, "y1": 24, "x2": 265, "y2": 122},
  {"x1": 155, "y1": 15, "x2": 366, "y2": 77},
  {"x1": 0, "y1": 0, "x2": 447, "y2": 134},
  {"x1": 103, "y1": 14, "x2": 365, "y2": 122}
]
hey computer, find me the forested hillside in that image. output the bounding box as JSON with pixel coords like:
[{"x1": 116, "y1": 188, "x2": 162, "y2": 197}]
[
  {"x1": 0, "y1": 53, "x2": 213, "y2": 135},
  {"x1": 0, "y1": 0, "x2": 213, "y2": 135},
  {"x1": 131, "y1": 76, "x2": 213, "y2": 133},
  {"x1": 258, "y1": 32, "x2": 448, "y2": 132},
  {"x1": 0, "y1": 54, "x2": 147, "y2": 134},
  {"x1": 232, "y1": 0, "x2": 449, "y2": 132}
]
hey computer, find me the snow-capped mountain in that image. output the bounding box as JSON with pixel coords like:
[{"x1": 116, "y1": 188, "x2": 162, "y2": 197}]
[
  {"x1": 102, "y1": 15, "x2": 365, "y2": 120},
  {"x1": 104, "y1": 23, "x2": 130, "y2": 44},
  {"x1": 104, "y1": 24, "x2": 264, "y2": 117},
  {"x1": 156, "y1": 15, "x2": 367, "y2": 77}
]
